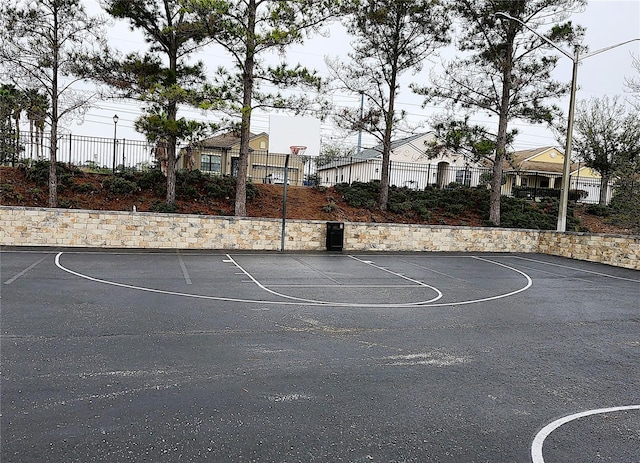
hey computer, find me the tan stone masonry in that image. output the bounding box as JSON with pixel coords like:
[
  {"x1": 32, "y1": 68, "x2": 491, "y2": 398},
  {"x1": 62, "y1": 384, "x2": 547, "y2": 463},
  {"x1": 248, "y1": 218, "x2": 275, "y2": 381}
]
[{"x1": 1, "y1": 206, "x2": 638, "y2": 270}]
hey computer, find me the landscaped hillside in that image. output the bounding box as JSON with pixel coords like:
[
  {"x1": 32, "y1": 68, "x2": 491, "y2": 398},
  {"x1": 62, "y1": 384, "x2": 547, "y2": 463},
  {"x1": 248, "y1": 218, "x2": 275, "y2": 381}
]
[{"x1": 0, "y1": 163, "x2": 635, "y2": 235}]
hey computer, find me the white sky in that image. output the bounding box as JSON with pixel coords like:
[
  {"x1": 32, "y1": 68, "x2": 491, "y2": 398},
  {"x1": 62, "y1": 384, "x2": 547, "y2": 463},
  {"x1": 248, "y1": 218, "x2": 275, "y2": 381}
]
[{"x1": 71, "y1": 0, "x2": 640, "y2": 152}]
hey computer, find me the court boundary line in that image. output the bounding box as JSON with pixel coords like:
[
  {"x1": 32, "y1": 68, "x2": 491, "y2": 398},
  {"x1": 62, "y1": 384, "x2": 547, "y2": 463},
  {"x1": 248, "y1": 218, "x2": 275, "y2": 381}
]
[
  {"x1": 53, "y1": 252, "x2": 533, "y2": 308},
  {"x1": 531, "y1": 405, "x2": 640, "y2": 463},
  {"x1": 512, "y1": 256, "x2": 640, "y2": 283}
]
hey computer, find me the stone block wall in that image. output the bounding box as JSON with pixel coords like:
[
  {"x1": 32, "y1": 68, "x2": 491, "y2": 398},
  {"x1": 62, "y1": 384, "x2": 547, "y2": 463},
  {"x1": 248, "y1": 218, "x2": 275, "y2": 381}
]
[
  {"x1": 0, "y1": 207, "x2": 325, "y2": 251},
  {"x1": 346, "y1": 223, "x2": 540, "y2": 253},
  {"x1": 1, "y1": 206, "x2": 638, "y2": 270},
  {"x1": 538, "y1": 231, "x2": 639, "y2": 270}
]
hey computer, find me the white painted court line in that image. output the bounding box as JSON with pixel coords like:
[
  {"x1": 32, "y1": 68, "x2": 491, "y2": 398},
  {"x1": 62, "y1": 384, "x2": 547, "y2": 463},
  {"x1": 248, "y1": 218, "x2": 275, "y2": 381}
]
[
  {"x1": 55, "y1": 252, "x2": 438, "y2": 308},
  {"x1": 531, "y1": 405, "x2": 640, "y2": 463},
  {"x1": 3, "y1": 254, "x2": 50, "y2": 285},
  {"x1": 54, "y1": 252, "x2": 533, "y2": 308},
  {"x1": 176, "y1": 252, "x2": 192, "y2": 285},
  {"x1": 225, "y1": 254, "x2": 443, "y2": 307},
  {"x1": 392, "y1": 257, "x2": 468, "y2": 281},
  {"x1": 512, "y1": 256, "x2": 640, "y2": 283},
  {"x1": 348, "y1": 255, "x2": 445, "y2": 296}
]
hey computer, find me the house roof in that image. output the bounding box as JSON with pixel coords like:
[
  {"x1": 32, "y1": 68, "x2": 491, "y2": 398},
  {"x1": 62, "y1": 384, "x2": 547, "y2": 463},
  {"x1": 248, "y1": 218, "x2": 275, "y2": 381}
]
[
  {"x1": 318, "y1": 132, "x2": 434, "y2": 169},
  {"x1": 504, "y1": 146, "x2": 567, "y2": 174},
  {"x1": 196, "y1": 131, "x2": 267, "y2": 149}
]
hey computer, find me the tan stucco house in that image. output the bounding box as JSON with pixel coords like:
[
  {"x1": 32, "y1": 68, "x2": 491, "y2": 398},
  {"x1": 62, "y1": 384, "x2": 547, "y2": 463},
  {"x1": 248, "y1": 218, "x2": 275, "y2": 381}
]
[{"x1": 178, "y1": 131, "x2": 307, "y2": 185}]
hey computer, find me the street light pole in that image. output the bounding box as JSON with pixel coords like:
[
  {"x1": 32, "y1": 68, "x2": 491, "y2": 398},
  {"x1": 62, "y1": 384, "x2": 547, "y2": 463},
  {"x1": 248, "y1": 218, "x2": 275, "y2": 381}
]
[
  {"x1": 558, "y1": 47, "x2": 579, "y2": 232},
  {"x1": 112, "y1": 114, "x2": 119, "y2": 173},
  {"x1": 495, "y1": 12, "x2": 640, "y2": 231},
  {"x1": 356, "y1": 91, "x2": 364, "y2": 156}
]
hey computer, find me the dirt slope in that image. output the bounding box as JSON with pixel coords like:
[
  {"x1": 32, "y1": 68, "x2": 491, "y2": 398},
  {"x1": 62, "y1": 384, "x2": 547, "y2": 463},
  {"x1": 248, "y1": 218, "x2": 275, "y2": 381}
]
[{"x1": 0, "y1": 166, "x2": 630, "y2": 234}]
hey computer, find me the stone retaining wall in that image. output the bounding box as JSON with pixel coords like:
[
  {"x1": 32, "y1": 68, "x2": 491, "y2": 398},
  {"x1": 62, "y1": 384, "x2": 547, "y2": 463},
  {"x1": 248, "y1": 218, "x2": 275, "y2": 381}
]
[{"x1": 1, "y1": 206, "x2": 638, "y2": 270}]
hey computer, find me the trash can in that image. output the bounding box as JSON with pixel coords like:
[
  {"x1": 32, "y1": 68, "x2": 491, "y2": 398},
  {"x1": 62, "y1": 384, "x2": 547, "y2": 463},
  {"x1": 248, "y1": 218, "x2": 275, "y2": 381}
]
[{"x1": 326, "y1": 222, "x2": 344, "y2": 251}]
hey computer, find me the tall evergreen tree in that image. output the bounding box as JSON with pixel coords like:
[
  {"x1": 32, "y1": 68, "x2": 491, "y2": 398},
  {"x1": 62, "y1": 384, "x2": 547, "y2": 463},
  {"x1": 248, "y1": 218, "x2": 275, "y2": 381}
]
[
  {"x1": 414, "y1": 0, "x2": 586, "y2": 225},
  {"x1": 24, "y1": 89, "x2": 49, "y2": 162},
  {"x1": 328, "y1": 0, "x2": 450, "y2": 211},
  {"x1": 0, "y1": 84, "x2": 21, "y2": 164},
  {"x1": 188, "y1": 0, "x2": 338, "y2": 217},
  {"x1": 91, "y1": 0, "x2": 217, "y2": 205},
  {"x1": 0, "y1": 0, "x2": 107, "y2": 207}
]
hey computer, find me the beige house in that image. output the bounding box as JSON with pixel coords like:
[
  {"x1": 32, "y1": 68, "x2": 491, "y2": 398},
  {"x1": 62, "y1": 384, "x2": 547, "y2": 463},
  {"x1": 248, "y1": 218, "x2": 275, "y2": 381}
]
[
  {"x1": 317, "y1": 132, "x2": 487, "y2": 189},
  {"x1": 178, "y1": 132, "x2": 307, "y2": 185},
  {"x1": 502, "y1": 146, "x2": 611, "y2": 204}
]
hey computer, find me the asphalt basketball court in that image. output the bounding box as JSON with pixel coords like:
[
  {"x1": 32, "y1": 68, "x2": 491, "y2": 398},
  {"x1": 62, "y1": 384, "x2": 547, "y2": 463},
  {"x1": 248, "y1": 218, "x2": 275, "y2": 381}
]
[{"x1": 1, "y1": 248, "x2": 639, "y2": 462}]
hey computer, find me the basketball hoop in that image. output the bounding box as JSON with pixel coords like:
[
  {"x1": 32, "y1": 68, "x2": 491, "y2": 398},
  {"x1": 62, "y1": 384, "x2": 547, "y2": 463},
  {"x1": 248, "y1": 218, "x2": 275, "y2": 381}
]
[{"x1": 290, "y1": 145, "x2": 307, "y2": 156}]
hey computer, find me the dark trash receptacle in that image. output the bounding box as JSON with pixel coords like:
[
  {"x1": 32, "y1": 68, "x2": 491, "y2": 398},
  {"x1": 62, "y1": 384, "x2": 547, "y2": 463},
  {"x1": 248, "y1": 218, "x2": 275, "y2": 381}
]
[{"x1": 326, "y1": 222, "x2": 344, "y2": 251}]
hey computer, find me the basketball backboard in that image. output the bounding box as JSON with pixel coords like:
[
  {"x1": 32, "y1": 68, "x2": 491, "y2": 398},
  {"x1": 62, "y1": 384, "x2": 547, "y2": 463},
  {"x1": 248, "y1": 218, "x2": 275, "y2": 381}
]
[{"x1": 269, "y1": 115, "x2": 321, "y2": 157}]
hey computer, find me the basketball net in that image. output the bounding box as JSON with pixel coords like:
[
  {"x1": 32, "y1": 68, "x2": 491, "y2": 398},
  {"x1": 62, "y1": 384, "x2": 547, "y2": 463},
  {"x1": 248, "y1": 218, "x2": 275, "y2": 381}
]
[{"x1": 290, "y1": 145, "x2": 307, "y2": 156}]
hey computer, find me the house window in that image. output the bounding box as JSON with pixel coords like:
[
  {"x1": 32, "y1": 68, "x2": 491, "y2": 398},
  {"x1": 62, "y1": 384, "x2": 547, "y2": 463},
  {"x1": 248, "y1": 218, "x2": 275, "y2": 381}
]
[
  {"x1": 201, "y1": 154, "x2": 221, "y2": 174},
  {"x1": 455, "y1": 169, "x2": 471, "y2": 186},
  {"x1": 540, "y1": 178, "x2": 549, "y2": 188}
]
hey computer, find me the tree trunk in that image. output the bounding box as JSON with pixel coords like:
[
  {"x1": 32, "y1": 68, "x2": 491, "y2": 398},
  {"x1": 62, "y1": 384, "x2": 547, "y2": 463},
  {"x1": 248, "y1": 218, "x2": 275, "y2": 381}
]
[
  {"x1": 490, "y1": 33, "x2": 516, "y2": 227},
  {"x1": 165, "y1": 18, "x2": 179, "y2": 206},
  {"x1": 378, "y1": 27, "x2": 401, "y2": 212},
  {"x1": 165, "y1": 134, "x2": 177, "y2": 205},
  {"x1": 599, "y1": 174, "x2": 609, "y2": 205},
  {"x1": 48, "y1": 122, "x2": 58, "y2": 208},
  {"x1": 234, "y1": 0, "x2": 257, "y2": 218},
  {"x1": 378, "y1": 127, "x2": 392, "y2": 211},
  {"x1": 49, "y1": 6, "x2": 59, "y2": 208}
]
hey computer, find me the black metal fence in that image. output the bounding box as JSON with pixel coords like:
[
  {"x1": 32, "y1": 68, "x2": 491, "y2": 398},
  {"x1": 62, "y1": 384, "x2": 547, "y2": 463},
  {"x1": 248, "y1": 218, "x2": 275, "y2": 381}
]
[
  {"x1": 2, "y1": 131, "x2": 612, "y2": 204},
  {"x1": 3, "y1": 130, "x2": 155, "y2": 171},
  {"x1": 317, "y1": 158, "x2": 492, "y2": 190},
  {"x1": 317, "y1": 158, "x2": 612, "y2": 205}
]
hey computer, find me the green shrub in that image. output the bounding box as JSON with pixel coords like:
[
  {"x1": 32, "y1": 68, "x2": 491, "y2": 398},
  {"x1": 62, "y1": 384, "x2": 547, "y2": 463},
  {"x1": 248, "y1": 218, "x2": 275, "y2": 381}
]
[
  {"x1": 58, "y1": 199, "x2": 81, "y2": 209},
  {"x1": 149, "y1": 200, "x2": 178, "y2": 213},
  {"x1": 585, "y1": 203, "x2": 610, "y2": 217},
  {"x1": 322, "y1": 202, "x2": 337, "y2": 213},
  {"x1": 336, "y1": 181, "x2": 379, "y2": 209},
  {"x1": 176, "y1": 169, "x2": 206, "y2": 200},
  {"x1": 137, "y1": 169, "x2": 165, "y2": 191},
  {"x1": 203, "y1": 176, "x2": 236, "y2": 199},
  {"x1": 102, "y1": 176, "x2": 138, "y2": 196},
  {"x1": 71, "y1": 182, "x2": 98, "y2": 194},
  {"x1": 443, "y1": 203, "x2": 466, "y2": 217},
  {"x1": 388, "y1": 200, "x2": 412, "y2": 214},
  {"x1": 25, "y1": 160, "x2": 80, "y2": 186},
  {"x1": 247, "y1": 181, "x2": 259, "y2": 201}
]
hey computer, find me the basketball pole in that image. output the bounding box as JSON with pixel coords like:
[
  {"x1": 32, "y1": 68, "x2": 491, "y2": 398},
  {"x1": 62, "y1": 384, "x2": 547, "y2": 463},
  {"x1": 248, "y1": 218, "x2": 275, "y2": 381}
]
[{"x1": 280, "y1": 154, "x2": 290, "y2": 252}]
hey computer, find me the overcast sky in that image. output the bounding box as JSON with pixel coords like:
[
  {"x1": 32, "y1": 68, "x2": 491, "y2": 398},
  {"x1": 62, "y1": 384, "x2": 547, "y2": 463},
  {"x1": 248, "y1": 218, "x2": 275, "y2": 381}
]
[{"x1": 74, "y1": 0, "x2": 640, "y2": 152}]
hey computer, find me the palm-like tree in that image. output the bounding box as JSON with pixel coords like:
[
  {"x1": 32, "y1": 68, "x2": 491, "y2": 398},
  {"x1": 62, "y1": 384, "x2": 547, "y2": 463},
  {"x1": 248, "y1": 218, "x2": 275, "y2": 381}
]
[
  {"x1": 24, "y1": 89, "x2": 49, "y2": 161},
  {"x1": 0, "y1": 84, "x2": 22, "y2": 164}
]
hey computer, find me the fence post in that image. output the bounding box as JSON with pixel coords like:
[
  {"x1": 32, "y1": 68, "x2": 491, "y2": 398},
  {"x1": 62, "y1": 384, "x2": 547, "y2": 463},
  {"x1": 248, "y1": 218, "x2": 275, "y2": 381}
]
[{"x1": 68, "y1": 133, "x2": 72, "y2": 167}]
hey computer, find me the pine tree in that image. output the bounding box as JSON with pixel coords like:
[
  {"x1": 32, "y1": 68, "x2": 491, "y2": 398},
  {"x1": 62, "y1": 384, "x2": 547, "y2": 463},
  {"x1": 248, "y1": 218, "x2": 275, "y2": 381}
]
[
  {"x1": 414, "y1": 0, "x2": 586, "y2": 225},
  {"x1": 329, "y1": 0, "x2": 450, "y2": 211},
  {"x1": 0, "y1": 0, "x2": 107, "y2": 207},
  {"x1": 188, "y1": 0, "x2": 339, "y2": 217}
]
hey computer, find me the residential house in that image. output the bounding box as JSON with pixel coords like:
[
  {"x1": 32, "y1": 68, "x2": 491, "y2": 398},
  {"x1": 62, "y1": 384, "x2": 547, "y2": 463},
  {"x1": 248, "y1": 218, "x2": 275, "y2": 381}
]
[
  {"x1": 177, "y1": 131, "x2": 307, "y2": 185},
  {"x1": 502, "y1": 146, "x2": 611, "y2": 204},
  {"x1": 317, "y1": 132, "x2": 487, "y2": 189}
]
